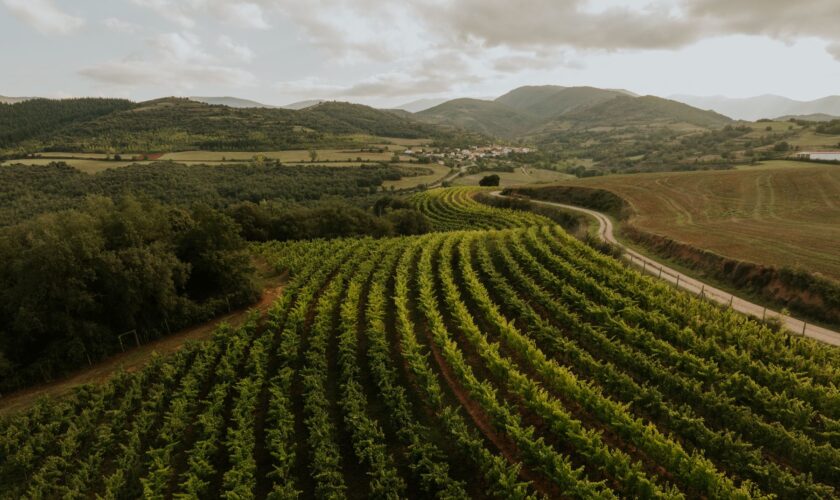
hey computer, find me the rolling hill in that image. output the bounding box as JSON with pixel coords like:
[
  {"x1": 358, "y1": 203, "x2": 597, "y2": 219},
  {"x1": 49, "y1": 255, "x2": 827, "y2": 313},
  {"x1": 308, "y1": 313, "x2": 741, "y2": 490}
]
[
  {"x1": 416, "y1": 98, "x2": 540, "y2": 137},
  {"x1": 415, "y1": 86, "x2": 731, "y2": 138},
  {"x1": 0, "y1": 97, "x2": 442, "y2": 154},
  {"x1": 560, "y1": 95, "x2": 732, "y2": 128},
  {"x1": 495, "y1": 85, "x2": 629, "y2": 120}
]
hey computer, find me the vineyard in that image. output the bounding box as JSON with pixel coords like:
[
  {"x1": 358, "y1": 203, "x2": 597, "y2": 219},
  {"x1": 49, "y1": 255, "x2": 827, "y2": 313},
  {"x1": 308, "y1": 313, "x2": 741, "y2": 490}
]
[{"x1": 2, "y1": 187, "x2": 840, "y2": 499}]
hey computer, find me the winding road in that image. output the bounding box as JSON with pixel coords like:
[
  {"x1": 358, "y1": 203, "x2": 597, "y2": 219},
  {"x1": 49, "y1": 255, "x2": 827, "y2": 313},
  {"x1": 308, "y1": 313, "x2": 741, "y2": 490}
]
[{"x1": 491, "y1": 191, "x2": 840, "y2": 347}]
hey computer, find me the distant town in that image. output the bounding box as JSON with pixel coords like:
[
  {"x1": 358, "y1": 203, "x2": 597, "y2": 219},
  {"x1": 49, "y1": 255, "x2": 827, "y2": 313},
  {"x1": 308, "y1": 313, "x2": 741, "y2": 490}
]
[{"x1": 404, "y1": 144, "x2": 532, "y2": 164}]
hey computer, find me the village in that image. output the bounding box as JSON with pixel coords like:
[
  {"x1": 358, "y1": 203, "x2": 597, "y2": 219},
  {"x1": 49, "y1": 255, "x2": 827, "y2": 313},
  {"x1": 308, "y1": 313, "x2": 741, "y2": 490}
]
[{"x1": 403, "y1": 144, "x2": 532, "y2": 164}]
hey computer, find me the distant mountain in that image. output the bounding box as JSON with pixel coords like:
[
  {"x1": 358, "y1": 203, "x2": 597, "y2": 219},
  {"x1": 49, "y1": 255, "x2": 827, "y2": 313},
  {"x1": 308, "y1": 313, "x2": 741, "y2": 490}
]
[
  {"x1": 395, "y1": 98, "x2": 449, "y2": 113},
  {"x1": 416, "y1": 98, "x2": 540, "y2": 137},
  {"x1": 496, "y1": 85, "x2": 629, "y2": 120},
  {"x1": 189, "y1": 96, "x2": 276, "y2": 108},
  {"x1": 282, "y1": 99, "x2": 325, "y2": 110},
  {"x1": 670, "y1": 94, "x2": 840, "y2": 121},
  {"x1": 776, "y1": 113, "x2": 840, "y2": 122},
  {"x1": 415, "y1": 86, "x2": 730, "y2": 137},
  {"x1": 0, "y1": 96, "x2": 35, "y2": 104}
]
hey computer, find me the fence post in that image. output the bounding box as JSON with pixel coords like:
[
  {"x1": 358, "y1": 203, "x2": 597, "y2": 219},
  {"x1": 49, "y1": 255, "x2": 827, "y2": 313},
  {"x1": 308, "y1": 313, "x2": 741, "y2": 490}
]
[
  {"x1": 658, "y1": 267, "x2": 663, "y2": 278},
  {"x1": 675, "y1": 275, "x2": 680, "y2": 288},
  {"x1": 802, "y1": 322, "x2": 807, "y2": 336},
  {"x1": 762, "y1": 307, "x2": 766, "y2": 320},
  {"x1": 699, "y1": 284, "x2": 705, "y2": 298},
  {"x1": 642, "y1": 260, "x2": 647, "y2": 272},
  {"x1": 728, "y1": 295, "x2": 734, "y2": 307}
]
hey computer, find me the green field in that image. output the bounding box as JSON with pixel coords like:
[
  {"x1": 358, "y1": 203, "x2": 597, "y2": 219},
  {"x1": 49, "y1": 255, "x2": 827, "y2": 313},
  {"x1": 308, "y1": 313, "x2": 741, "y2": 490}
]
[
  {"x1": 382, "y1": 163, "x2": 451, "y2": 189},
  {"x1": 0, "y1": 158, "x2": 152, "y2": 173},
  {"x1": 535, "y1": 161, "x2": 840, "y2": 280},
  {"x1": 454, "y1": 167, "x2": 575, "y2": 187},
  {"x1": 2, "y1": 187, "x2": 837, "y2": 498},
  {"x1": 159, "y1": 149, "x2": 410, "y2": 163}
]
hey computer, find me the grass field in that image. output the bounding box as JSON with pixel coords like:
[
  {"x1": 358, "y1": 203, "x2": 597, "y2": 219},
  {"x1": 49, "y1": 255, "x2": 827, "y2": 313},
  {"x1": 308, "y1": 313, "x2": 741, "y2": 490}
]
[
  {"x1": 159, "y1": 149, "x2": 409, "y2": 163},
  {"x1": 0, "y1": 158, "x2": 151, "y2": 173},
  {"x1": 555, "y1": 161, "x2": 840, "y2": 280},
  {"x1": 454, "y1": 167, "x2": 575, "y2": 187},
  {"x1": 382, "y1": 163, "x2": 451, "y2": 189}
]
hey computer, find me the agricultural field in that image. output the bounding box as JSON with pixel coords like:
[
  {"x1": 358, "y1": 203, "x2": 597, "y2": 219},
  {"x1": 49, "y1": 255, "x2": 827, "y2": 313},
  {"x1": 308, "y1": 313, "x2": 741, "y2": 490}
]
[
  {"x1": 454, "y1": 167, "x2": 575, "y2": 187},
  {"x1": 0, "y1": 158, "x2": 149, "y2": 174},
  {"x1": 543, "y1": 161, "x2": 840, "y2": 281},
  {"x1": 383, "y1": 163, "x2": 451, "y2": 189},
  {"x1": 2, "y1": 187, "x2": 838, "y2": 498},
  {"x1": 159, "y1": 149, "x2": 410, "y2": 163}
]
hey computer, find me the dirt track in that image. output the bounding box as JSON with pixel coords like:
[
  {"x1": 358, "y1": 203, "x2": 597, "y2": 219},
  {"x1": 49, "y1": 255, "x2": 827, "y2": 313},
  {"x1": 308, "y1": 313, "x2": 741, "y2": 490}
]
[
  {"x1": 491, "y1": 191, "x2": 840, "y2": 347},
  {"x1": 0, "y1": 284, "x2": 285, "y2": 416}
]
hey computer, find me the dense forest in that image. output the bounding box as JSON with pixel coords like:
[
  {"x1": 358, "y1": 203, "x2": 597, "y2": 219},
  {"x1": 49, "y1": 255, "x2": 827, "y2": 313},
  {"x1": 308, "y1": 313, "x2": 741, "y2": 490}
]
[
  {"x1": 0, "y1": 197, "x2": 257, "y2": 391},
  {"x1": 0, "y1": 98, "x2": 134, "y2": 149},
  {"x1": 0, "y1": 162, "x2": 433, "y2": 389},
  {"x1": 0, "y1": 162, "x2": 430, "y2": 225}
]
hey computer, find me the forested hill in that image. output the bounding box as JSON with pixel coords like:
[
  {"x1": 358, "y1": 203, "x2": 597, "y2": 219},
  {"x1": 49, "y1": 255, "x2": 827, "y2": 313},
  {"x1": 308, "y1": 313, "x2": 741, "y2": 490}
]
[
  {"x1": 0, "y1": 97, "x2": 444, "y2": 155},
  {"x1": 0, "y1": 98, "x2": 134, "y2": 149}
]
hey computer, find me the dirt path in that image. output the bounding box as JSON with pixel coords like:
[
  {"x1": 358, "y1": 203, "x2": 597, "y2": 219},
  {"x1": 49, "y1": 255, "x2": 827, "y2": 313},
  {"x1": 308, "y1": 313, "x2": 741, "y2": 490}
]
[
  {"x1": 0, "y1": 283, "x2": 285, "y2": 416},
  {"x1": 490, "y1": 191, "x2": 840, "y2": 347}
]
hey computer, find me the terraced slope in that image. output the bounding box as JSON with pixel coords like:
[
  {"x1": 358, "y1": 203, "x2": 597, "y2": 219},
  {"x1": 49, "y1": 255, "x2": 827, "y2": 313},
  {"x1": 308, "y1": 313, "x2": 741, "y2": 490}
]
[{"x1": 1, "y1": 188, "x2": 839, "y2": 499}]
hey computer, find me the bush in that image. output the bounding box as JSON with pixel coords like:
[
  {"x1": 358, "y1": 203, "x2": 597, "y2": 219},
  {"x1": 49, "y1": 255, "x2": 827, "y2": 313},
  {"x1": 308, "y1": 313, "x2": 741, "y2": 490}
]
[{"x1": 479, "y1": 174, "x2": 500, "y2": 187}]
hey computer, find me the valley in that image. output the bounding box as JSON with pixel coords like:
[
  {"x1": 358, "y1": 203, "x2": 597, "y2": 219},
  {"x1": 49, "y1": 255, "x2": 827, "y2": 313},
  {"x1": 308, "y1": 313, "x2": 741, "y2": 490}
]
[{"x1": 1, "y1": 85, "x2": 839, "y2": 500}]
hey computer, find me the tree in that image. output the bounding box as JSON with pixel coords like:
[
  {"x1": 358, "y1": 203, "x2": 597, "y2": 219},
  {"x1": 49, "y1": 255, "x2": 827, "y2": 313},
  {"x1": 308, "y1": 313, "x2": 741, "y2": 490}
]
[{"x1": 479, "y1": 174, "x2": 500, "y2": 187}]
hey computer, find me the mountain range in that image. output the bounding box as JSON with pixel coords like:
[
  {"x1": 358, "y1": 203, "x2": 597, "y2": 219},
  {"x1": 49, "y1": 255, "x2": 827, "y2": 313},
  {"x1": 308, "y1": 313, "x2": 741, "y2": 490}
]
[
  {"x1": 414, "y1": 85, "x2": 731, "y2": 137},
  {"x1": 670, "y1": 94, "x2": 840, "y2": 121}
]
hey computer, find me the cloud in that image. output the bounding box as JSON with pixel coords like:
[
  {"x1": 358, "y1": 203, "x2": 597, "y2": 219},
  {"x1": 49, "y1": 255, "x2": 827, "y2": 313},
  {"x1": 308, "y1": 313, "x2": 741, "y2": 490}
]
[
  {"x1": 493, "y1": 50, "x2": 584, "y2": 73},
  {"x1": 80, "y1": 60, "x2": 256, "y2": 88},
  {"x1": 130, "y1": 0, "x2": 195, "y2": 28},
  {"x1": 219, "y1": 2, "x2": 270, "y2": 30},
  {"x1": 80, "y1": 31, "x2": 256, "y2": 89},
  {"x1": 3, "y1": 0, "x2": 85, "y2": 35},
  {"x1": 218, "y1": 35, "x2": 255, "y2": 62},
  {"x1": 131, "y1": 0, "x2": 270, "y2": 30},
  {"x1": 827, "y1": 43, "x2": 840, "y2": 61},
  {"x1": 276, "y1": 51, "x2": 483, "y2": 100},
  {"x1": 103, "y1": 17, "x2": 141, "y2": 34}
]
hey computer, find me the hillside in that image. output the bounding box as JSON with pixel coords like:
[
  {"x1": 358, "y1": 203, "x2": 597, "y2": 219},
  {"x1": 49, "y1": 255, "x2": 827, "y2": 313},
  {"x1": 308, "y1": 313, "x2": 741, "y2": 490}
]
[
  {"x1": 416, "y1": 97, "x2": 540, "y2": 137},
  {"x1": 3, "y1": 187, "x2": 837, "y2": 499},
  {"x1": 0, "y1": 98, "x2": 135, "y2": 149},
  {"x1": 496, "y1": 85, "x2": 627, "y2": 120},
  {"x1": 0, "y1": 97, "x2": 440, "y2": 153},
  {"x1": 777, "y1": 113, "x2": 840, "y2": 122},
  {"x1": 416, "y1": 87, "x2": 731, "y2": 139},
  {"x1": 560, "y1": 95, "x2": 732, "y2": 128}
]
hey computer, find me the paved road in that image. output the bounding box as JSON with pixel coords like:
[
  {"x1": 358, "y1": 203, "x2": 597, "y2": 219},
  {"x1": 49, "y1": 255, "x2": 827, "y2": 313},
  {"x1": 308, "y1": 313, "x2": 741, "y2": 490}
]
[{"x1": 491, "y1": 191, "x2": 840, "y2": 347}]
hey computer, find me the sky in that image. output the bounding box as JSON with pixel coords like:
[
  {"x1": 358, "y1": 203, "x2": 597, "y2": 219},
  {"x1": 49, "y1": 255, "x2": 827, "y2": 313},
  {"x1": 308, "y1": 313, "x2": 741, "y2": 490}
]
[{"x1": 2, "y1": 0, "x2": 840, "y2": 107}]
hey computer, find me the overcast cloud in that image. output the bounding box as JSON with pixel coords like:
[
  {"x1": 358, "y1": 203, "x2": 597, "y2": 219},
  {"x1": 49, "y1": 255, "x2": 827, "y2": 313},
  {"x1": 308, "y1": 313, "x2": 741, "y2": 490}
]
[{"x1": 2, "y1": 0, "x2": 840, "y2": 105}]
